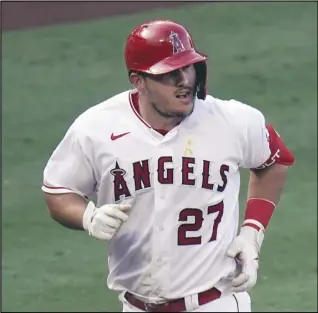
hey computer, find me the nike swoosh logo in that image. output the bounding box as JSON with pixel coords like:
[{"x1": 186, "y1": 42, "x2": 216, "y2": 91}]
[{"x1": 111, "y1": 132, "x2": 130, "y2": 141}]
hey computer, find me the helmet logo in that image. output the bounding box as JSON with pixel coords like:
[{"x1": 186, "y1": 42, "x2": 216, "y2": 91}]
[{"x1": 169, "y1": 31, "x2": 185, "y2": 54}]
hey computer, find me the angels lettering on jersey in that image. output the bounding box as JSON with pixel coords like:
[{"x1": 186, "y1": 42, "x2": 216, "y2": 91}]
[{"x1": 110, "y1": 157, "x2": 229, "y2": 202}]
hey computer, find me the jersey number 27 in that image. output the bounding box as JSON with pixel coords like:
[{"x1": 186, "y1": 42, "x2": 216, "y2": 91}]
[{"x1": 178, "y1": 201, "x2": 224, "y2": 245}]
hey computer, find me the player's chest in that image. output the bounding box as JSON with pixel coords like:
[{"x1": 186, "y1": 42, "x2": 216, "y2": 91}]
[{"x1": 93, "y1": 126, "x2": 241, "y2": 199}]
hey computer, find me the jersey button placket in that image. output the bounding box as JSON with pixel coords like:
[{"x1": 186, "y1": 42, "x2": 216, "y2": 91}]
[{"x1": 151, "y1": 146, "x2": 173, "y2": 296}]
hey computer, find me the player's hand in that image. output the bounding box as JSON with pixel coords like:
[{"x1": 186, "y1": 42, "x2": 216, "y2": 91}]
[
  {"x1": 82, "y1": 201, "x2": 131, "y2": 241},
  {"x1": 226, "y1": 224, "x2": 264, "y2": 293}
]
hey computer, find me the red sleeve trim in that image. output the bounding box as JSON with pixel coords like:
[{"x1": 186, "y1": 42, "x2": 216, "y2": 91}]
[{"x1": 42, "y1": 184, "x2": 73, "y2": 191}]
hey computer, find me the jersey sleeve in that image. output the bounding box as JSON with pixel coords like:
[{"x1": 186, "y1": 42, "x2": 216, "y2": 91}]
[
  {"x1": 240, "y1": 104, "x2": 271, "y2": 169},
  {"x1": 42, "y1": 123, "x2": 96, "y2": 197}
]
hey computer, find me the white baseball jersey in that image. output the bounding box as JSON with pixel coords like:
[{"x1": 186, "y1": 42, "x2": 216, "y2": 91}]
[{"x1": 42, "y1": 89, "x2": 271, "y2": 301}]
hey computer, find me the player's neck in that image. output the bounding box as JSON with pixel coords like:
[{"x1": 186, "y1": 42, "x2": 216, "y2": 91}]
[{"x1": 138, "y1": 97, "x2": 183, "y2": 131}]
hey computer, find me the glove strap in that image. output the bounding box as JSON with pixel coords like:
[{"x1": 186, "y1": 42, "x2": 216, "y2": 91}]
[
  {"x1": 240, "y1": 221, "x2": 265, "y2": 254},
  {"x1": 82, "y1": 201, "x2": 96, "y2": 233}
]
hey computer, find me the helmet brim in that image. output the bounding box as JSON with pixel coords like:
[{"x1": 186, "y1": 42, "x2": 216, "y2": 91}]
[{"x1": 146, "y1": 50, "x2": 208, "y2": 75}]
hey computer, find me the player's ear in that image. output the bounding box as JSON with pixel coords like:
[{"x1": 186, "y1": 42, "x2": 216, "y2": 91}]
[{"x1": 129, "y1": 71, "x2": 146, "y2": 92}]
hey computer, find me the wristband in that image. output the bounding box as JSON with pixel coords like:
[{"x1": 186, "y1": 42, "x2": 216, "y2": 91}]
[{"x1": 243, "y1": 198, "x2": 276, "y2": 230}]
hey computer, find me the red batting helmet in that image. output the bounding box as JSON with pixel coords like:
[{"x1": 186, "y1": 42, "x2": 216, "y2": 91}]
[{"x1": 125, "y1": 20, "x2": 208, "y2": 99}]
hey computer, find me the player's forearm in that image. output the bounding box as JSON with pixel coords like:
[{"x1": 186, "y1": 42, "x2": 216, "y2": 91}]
[
  {"x1": 243, "y1": 163, "x2": 289, "y2": 230},
  {"x1": 44, "y1": 192, "x2": 88, "y2": 230},
  {"x1": 248, "y1": 163, "x2": 289, "y2": 205}
]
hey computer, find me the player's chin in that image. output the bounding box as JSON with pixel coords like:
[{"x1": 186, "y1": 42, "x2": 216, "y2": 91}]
[
  {"x1": 171, "y1": 103, "x2": 194, "y2": 118},
  {"x1": 176, "y1": 99, "x2": 194, "y2": 112}
]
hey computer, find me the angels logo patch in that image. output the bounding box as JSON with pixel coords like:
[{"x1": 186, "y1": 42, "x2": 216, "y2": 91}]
[{"x1": 169, "y1": 31, "x2": 185, "y2": 54}]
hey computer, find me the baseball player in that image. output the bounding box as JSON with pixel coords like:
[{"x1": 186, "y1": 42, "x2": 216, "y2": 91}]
[{"x1": 42, "y1": 20, "x2": 295, "y2": 312}]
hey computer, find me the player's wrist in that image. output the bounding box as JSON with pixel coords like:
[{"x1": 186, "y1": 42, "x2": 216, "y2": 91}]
[
  {"x1": 239, "y1": 222, "x2": 265, "y2": 253},
  {"x1": 244, "y1": 198, "x2": 276, "y2": 229},
  {"x1": 241, "y1": 198, "x2": 274, "y2": 253}
]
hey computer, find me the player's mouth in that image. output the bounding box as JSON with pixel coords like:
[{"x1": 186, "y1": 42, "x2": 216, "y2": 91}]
[
  {"x1": 175, "y1": 89, "x2": 193, "y2": 103},
  {"x1": 176, "y1": 91, "x2": 190, "y2": 99}
]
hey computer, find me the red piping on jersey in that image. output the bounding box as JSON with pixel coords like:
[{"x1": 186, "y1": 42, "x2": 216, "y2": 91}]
[
  {"x1": 43, "y1": 184, "x2": 89, "y2": 199},
  {"x1": 129, "y1": 90, "x2": 151, "y2": 129},
  {"x1": 42, "y1": 184, "x2": 72, "y2": 191},
  {"x1": 129, "y1": 90, "x2": 169, "y2": 136}
]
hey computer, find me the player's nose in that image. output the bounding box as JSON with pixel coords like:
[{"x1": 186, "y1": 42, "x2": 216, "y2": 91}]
[{"x1": 175, "y1": 69, "x2": 189, "y2": 86}]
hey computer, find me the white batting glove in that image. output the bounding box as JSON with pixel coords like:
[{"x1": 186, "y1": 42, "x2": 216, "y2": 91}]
[
  {"x1": 82, "y1": 201, "x2": 131, "y2": 241},
  {"x1": 226, "y1": 220, "x2": 265, "y2": 293}
]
